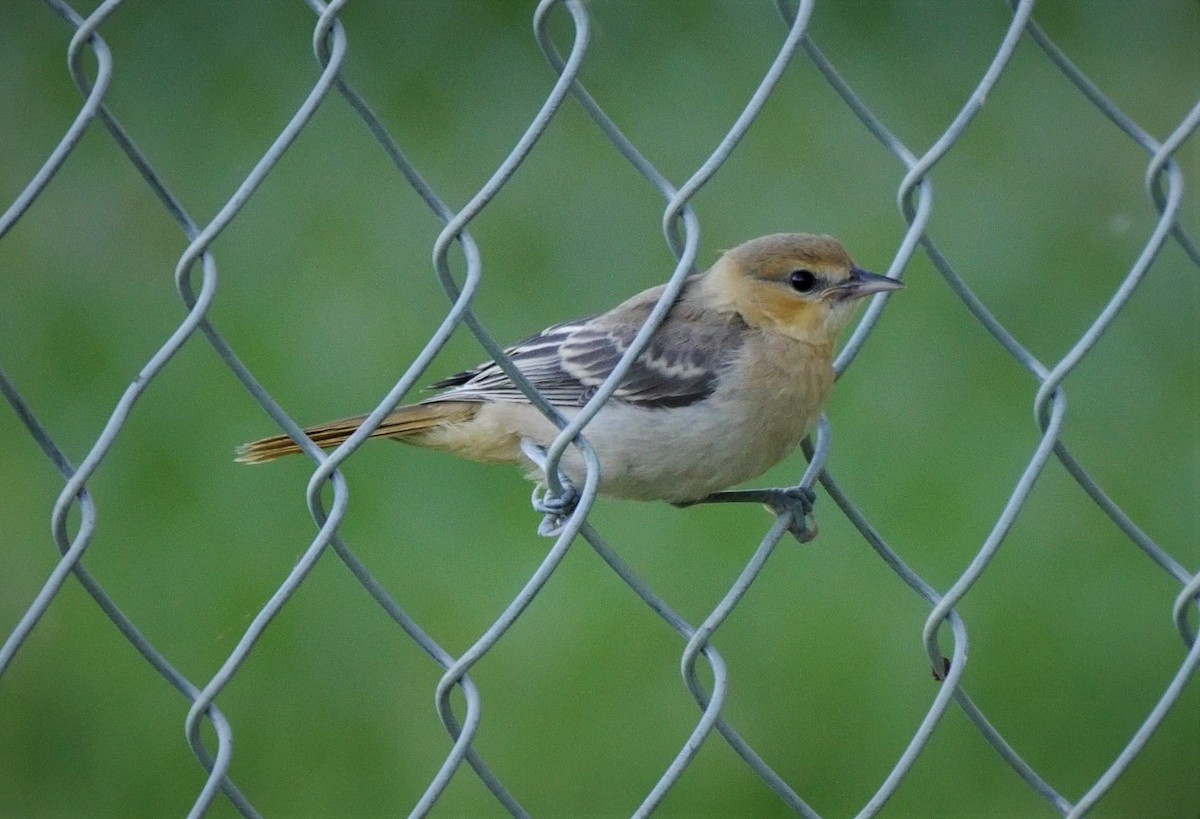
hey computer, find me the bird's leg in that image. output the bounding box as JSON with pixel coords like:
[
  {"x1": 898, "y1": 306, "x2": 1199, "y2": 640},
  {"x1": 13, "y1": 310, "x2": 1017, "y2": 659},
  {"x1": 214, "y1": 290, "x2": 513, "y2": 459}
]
[{"x1": 674, "y1": 486, "x2": 818, "y2": 543}]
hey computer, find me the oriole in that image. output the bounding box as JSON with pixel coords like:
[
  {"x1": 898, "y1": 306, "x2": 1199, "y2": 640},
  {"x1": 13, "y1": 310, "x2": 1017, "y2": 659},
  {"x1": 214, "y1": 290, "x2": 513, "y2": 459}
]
[{"x1": 238, "y1": 233, "x2": 900, "y2": 528}]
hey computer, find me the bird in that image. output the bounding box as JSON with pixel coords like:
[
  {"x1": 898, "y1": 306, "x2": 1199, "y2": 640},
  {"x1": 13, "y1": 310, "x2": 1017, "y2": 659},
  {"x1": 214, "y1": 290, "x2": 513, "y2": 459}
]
[{"x1": 237, "y1": 233, "x2": 901, "y2": 537}]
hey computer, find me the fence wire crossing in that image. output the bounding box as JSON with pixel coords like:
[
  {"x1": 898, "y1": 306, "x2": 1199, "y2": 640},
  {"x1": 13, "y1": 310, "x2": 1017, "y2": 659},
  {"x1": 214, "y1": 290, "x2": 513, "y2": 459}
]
[{"x1": 2, "y1": 1, "x2": 1198, "y2": 816}]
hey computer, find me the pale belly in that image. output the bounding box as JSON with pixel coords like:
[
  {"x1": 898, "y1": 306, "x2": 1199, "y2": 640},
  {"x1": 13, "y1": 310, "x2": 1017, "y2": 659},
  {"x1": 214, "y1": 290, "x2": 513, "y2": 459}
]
[
  {"x1": 562, "y1": 400, "x2": 815, "y2": 502},
  {"x1": 461, "y1": 385, "x2": 824, "y2": 503}
]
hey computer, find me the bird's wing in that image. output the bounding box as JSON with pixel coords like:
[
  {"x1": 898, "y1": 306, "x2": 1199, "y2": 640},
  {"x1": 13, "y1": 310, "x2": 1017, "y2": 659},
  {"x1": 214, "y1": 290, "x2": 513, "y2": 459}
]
[{"x1": 426, "y1": 282, "x2": 746, "y2": 409}]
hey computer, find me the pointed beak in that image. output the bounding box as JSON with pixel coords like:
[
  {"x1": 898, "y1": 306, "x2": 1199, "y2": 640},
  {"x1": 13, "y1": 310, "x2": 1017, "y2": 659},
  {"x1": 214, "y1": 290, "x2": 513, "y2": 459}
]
[{"x1": 833, "y1": 267, "x2": 904, "y2": 301}]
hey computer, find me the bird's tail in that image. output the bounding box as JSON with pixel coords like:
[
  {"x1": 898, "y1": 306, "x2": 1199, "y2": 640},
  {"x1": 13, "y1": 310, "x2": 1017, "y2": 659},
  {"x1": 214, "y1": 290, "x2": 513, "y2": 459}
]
[{"x1": 235, "y1": 402, "x2": 477, "y2": 464}]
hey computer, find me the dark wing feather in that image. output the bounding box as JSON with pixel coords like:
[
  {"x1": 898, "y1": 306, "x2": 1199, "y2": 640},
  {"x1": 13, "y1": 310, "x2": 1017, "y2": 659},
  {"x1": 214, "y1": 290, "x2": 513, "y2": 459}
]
[{"x1": 425, "y1": 280, "x2": 746, "y2": 409}]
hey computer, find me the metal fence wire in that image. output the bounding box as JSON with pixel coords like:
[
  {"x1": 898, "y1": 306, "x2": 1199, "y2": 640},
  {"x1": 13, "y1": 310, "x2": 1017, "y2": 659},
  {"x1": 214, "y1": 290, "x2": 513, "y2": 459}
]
[{"x1": 2, "y1": 1, "x2": 1198, "y2": 816}]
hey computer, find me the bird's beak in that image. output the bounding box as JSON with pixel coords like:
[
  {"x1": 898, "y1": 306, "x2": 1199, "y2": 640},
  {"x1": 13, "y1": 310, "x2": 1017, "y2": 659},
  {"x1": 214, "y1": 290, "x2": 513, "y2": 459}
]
[{"x1": 832, "y1": 267, "x2": 904, "y2": 301}]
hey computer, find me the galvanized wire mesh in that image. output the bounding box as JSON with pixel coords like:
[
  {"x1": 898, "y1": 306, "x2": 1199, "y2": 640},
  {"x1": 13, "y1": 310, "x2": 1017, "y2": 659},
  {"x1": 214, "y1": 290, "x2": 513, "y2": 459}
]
[{"x1": 2, "y1": 1, "x2": 1198, "y2": 816}]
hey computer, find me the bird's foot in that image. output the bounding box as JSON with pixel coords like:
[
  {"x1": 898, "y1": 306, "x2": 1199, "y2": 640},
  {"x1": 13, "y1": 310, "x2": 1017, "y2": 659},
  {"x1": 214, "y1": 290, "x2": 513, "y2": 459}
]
[
  {"x1": 675, "y1": 486, "x2": 818, "y2": 543},
  {"x1": 532, "y1": 481, "x2": 579, "y2": 537},
  {"x1": 765, "y1": 486, "x2": 819, "y2": 543},
  {"x1": 520, "y1": 439, "x2": 581, "y2": 537}
]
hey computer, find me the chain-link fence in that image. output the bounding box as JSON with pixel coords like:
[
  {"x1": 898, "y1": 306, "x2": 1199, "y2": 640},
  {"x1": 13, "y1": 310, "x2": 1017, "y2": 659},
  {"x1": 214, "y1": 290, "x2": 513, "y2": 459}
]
[{"x1": 2, "y1": 1, "x2": 1198, "y2": 816}]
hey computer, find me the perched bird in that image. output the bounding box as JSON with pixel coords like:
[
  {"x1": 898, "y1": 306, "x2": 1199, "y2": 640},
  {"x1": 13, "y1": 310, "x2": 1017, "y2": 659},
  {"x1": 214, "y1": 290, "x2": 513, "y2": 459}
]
[{"x1": 237, "y1": 233, "x2": 900, "y2": 533}]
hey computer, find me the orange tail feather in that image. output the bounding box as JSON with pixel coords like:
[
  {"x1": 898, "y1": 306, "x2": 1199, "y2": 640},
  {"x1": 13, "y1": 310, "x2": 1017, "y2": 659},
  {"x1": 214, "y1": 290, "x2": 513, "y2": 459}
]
[{"x1": 235, "y1": 402, "x2": 477, "y2": 464}]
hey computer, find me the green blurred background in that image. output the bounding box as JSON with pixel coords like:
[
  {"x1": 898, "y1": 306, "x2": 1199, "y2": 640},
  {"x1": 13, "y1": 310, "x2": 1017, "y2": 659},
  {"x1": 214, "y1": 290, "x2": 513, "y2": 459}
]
[{"x1": 2, "y1": 2, "x2": 1198, "y2": 816}]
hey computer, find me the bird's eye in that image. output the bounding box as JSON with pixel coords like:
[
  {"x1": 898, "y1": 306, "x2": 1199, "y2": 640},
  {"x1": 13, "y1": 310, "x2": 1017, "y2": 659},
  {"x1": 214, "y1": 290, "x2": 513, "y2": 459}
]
[{"x1": 788, "y1": 269, "x2": 817, "y2": 293}]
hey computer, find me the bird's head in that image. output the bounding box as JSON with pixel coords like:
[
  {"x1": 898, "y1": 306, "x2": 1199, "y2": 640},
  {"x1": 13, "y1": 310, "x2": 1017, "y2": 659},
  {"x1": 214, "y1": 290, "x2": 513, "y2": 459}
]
[{"x1": 703, "y1": 233, "x2": 902, "y2": 345}]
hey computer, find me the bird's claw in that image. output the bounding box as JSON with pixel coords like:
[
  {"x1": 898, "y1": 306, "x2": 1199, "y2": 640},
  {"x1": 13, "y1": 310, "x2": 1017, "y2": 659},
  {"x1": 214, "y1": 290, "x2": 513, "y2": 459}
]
[
  {"x1": 532, "y1": 481, "x2": 579, "y2": 537},
  {"x1": 766, "y1": 487, "x2": 818, "y2": 543}
]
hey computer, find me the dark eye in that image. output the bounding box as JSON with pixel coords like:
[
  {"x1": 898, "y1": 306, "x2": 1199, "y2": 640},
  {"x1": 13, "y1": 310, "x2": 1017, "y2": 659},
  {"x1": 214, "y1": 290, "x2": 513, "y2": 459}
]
[{"x1": 788, "y1": 269, "x2": 817, "y2": 293}]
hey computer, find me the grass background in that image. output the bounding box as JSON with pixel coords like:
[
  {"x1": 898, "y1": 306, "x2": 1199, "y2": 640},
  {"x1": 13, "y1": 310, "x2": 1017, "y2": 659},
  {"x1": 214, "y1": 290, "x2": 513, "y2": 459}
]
[{"x1": 1, "y1": 1, "x2": 1198, "y2": 816}]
